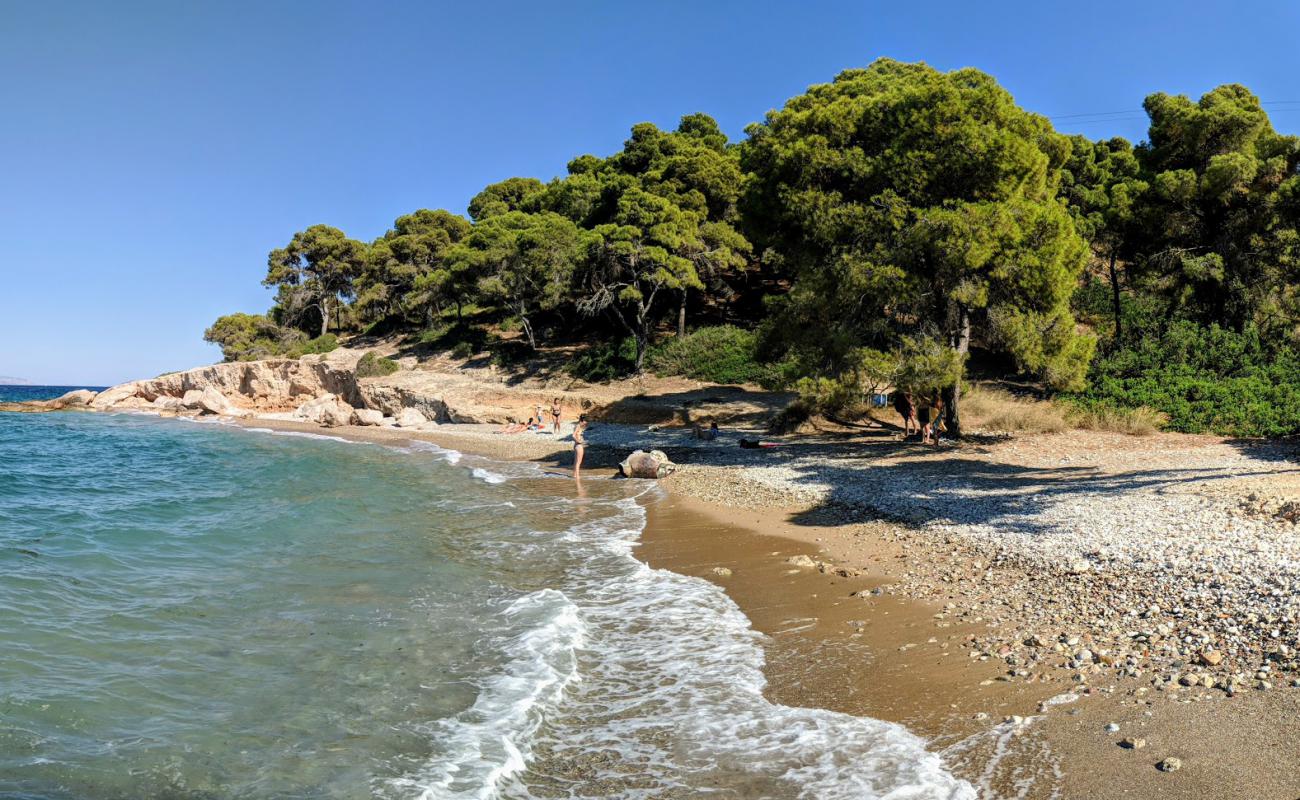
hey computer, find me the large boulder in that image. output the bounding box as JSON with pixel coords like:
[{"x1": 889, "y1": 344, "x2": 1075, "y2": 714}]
[
  {"x1": 179, "y1": 387, "x2": 245, "y2": 417},
  {"x1": 619, "y1": 449, "x2": 677, "y2": 479},
  {"x1": 152, "y1": 396, "x2": 186, "y2": 412},
  {"x1": 395, "y1": 408, "x2": 431, "y2": 428},
  {"x1": 354, "y1": 408, "x2": 385, "y2": 426},
  {"x1": 293, "y1": 393, "x2": 357, "y2": 428},
  {"x1": 90, "y1": 382, "x2": 143, "y2": 410}
]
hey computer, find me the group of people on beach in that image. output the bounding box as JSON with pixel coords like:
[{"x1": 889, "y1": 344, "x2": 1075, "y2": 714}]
[
  {"x1": 497, "y1": 398, "x2": 566, "y2": 435},
  {"x1": 495, "y1": 398, "x2": 589, "y2": 477},
  {"x1": 892, "y1": 389, "x2": 946, "y2": 446}
]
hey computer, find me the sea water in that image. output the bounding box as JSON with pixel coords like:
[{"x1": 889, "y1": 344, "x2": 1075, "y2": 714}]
[{"x1": 0, "y1": 390, "x2": 972, "y2": 799}]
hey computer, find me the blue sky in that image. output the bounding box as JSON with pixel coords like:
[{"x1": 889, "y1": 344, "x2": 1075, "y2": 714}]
[{"x1": 2, "y1": 1, "x2": 1298, "y2": 385}]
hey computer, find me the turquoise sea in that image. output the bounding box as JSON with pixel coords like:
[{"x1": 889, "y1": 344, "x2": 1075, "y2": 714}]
[{"x1": 0, "y1": 387, "x2": 971, "y2": 799}]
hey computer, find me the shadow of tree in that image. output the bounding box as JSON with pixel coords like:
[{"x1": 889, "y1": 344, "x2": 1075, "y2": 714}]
[{"x1": 646, "y1": 430, "x2": 1300, "y2": 538}]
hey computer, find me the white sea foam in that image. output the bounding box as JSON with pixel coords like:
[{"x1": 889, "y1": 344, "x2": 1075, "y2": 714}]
[
  {"x1": 405, "y1": 440, "x2": 464, "y2": 465},
  {"x1": 395, "y1": 483, "x2": 974, "y2": 799},
  {"x1": 470, "y1": 467, "x2": 509, "y2": 484},
  {"x1": 386, "y1": 589, "x2": 585, "y2": 799}
]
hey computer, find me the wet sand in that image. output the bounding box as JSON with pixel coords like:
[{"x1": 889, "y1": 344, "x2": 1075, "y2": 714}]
[{"x1": 638, "y1": 493, "x2": 1300, "y2": 799}]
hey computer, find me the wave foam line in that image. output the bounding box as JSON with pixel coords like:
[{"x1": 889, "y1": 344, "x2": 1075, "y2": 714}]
[{"x1": 386, "y1": 589, "x2": 585, "y2": 799}]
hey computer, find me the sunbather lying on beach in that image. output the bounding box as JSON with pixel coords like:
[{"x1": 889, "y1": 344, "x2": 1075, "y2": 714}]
[{"x1": 496, "y1": 421, "x2": 528, "y2": 434}]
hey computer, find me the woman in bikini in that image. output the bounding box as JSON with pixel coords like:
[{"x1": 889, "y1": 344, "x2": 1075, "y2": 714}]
[
  {"x1": 572, "y1": 414, "x2": 588, "y2": 477},
  {"x1": 550, "y1": 398, "x2": 562, "y2": 434}
]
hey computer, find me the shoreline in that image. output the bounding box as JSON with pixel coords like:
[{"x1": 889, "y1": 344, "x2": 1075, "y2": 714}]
[{"x1": 45, "y1": 408, "x2": 1300, "y2": 797}]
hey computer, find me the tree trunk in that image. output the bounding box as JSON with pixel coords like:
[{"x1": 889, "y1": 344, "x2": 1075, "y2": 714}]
[
  {"x1": 635, "y1": 303, "x2": 651, "y2": 371},
  {"x1": 947, "y1": 306, "x2": 971, "y2": 439},
  {"x1": 677, "y1": 290, "x2": 687, "y2": 338},
  {"x1": 1107, "y1": 248, "x2": 1123, "y2": 343},
  {"x1": 455, "y1": 298, "x2": 463, "y2": 324},
  {"x1": 320, "y1": 297, "x2": 331, "y2": 337},
  {"x1": 520, "y1": 305, "x2": 537, "y2": 349}
]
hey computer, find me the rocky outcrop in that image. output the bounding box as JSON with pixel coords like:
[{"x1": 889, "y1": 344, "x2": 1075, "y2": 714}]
[
  {"x1": 0, "y1": 389, "x2": 101, "y2": 413},
  {"x1": 292, "y1": 393, "x2": 357, "y2": 427},
  {"x1": 57, "y1": 389, "x2": 98, "y2": 407},
  {"x1": 134, "y1": 351, "x2": 364, "y2": 410},
  {"x1": 86, "y1": 350, "x2": 367, "y2": 416},
  {"x1": 91, "y1": 382, "x2": 145, "y2": 410}
]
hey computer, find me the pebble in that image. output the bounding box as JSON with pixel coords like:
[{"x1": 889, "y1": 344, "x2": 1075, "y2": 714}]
[
  {"x1": 1157, "y1": 757, "x2": 1182, "y2": 772},
  {"x1": 1104, "y1": 722, "x2": 1120, "y2": 733},
  {"x1": 1120, "y1": 737, "x2": 1147, "y2": 750},
  {"x1": 678, "y1": 436, "x2": 1300, "y2": 702},
  {"x1": 710, "y1": 567, "x2": 733, "y2": 577}
]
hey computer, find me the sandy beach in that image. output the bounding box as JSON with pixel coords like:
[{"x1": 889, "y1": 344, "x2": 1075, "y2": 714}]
[{"x1": 220, "y1": 412, "x2": 1300, "y2": 798}]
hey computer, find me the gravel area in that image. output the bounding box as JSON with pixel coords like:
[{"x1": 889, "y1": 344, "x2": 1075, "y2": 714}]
[{"x1": 663, "y1": 430, "x2": 1300, "y2": 696}]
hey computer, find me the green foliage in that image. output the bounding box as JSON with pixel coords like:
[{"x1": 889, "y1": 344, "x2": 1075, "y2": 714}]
[
  {"x1": 457, "y1": 210, "x2": 592, "y2": 348},
  {"x1": 1071, "y1": 322, "x2": 1300, "y2": 437},
  {"x1": 743, "y1": 58, "x2": 1091, "y2": 410},
  {"x1": 488, "y1": 338, "x2": 533, "y2": 369},
  {"x1": 203, "y1": 314, "x2": 338, "y2": 361},
  {"x1": 565, "y1": 338, "x2": 638, "y2": 383},
  {"x1": 358, "y1": 209, "x2": 471, "y2": 327},
  {"x1": 355, "y1": 351, "x2": 400, "y2": 378},
  {"x1": 265, "y1": 225, "x2": 369, "y2": 337},
  {"x1": 450, "y1": 341, "x2": 475, "y2": 360},
  {"x1": 468, "y1": 177, "x2": 546, "y2": 221},
  {"x1": 285, "y1": 334, "x2": 339, "y2": 358},
  {"x1": 646, "y1": 325, "x2": 778, "y2": 385},
  {"x1": 892, "y1": 336, "x2": 967, "y2": 395},
  {"x1": 417, "y1": 320, "x2": 487, "y2": 354},
  {"x1": 1128, "y1": 85, "x2": 1300, "y2": 335},
  {"x1": 203, "y1": 313, "x2": 294, "y2": 361}
]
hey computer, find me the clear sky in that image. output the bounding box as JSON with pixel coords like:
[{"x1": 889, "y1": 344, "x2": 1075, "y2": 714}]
[{"x1": 2, "y1": 0, "x2": 1299, "y2": 385}]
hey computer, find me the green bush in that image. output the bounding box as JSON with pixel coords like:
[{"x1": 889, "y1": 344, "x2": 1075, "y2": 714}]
[
  {"x1": 566, "y1": 338, "x2": 638, "y2": 383},
  {"x1": 204, "y1": 313, "x2": 340, "y2": 361},
  {"x1": 1070, "y1": 322, "x2": 1300, "y2": 437},
  {"x1": 286, "y1": 333, "x2": 339, "y2": 358},
  {"x1": 418, "y1": 321, "x2": 488, "y2": 355},
  {"x1": 489, "y1": 338, "x2": 532, "y2": 369},
  {"x1": 646, "y1": 326, "x2": 779, "y2": 386},
  {"x1": 356, "y1": 351, "x2": 400, "y2": 378}
]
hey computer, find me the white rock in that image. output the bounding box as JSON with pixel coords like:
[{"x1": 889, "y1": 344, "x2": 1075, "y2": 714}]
[
  {"x1": 293, "y1": 393, "x2": 356, "y2": 428},
  {"x1": 395, "y1": 408, "x2": 429, "y2": 428},
  {"x1": 354, "y1": 409, "x2": 385, "y2": 426}
]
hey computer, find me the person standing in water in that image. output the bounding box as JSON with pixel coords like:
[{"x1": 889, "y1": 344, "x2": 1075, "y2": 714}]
[{"x1": 572, "y1": 414, "x2": 588, "y2": 477}]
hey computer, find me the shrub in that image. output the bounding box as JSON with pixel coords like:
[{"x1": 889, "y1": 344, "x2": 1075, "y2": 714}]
[
  {"x1": 962, "y1": 386, "x2": 1071, "y2": 434},
  {"x1": 417, "y1": 321, "x2": 488, "y2": 354},
  {"x1": 489, "y1": 338, "x2": 532, "y2": 369},
  {"x1": 1065, "y1": 403, "x2": 1167, "y2": 436},
  {"x1": 287, "y1": 333, "x2": 338, "y2": 358},
  {"x1": 1071, "y1": 322, "x2": 1300, "y2": 437},
  {"x1": 204, "y1": 314, "x2": 339, "y2": 362},
  {"x1": 646, "y1": 326, "x2": 779, "y2": 386},
  {"x1": 566, "y1": 338, "x2": 638, "y2": 383},
  {"x1": 356, "y1": 351, "x2": 400, "y2": 378},
  {"x1": 450, "y1": 341, "x2": 475, "y2": 360}
]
